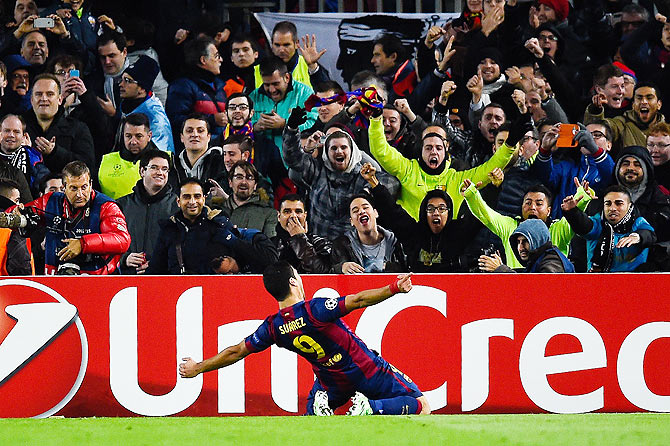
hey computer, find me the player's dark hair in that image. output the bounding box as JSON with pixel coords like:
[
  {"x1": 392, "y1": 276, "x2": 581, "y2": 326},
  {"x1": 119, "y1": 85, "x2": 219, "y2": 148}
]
[
  {"x1": 139, "y1": 149, "x2": 171, "y2": 170},
  {"x1": 479, "y1": 102, "x2": 506, "y2": 122},
  {"x1": 263, "y1": 261, "x2": 296, "y2": 301},
  {"x1": 523, "y1": 184, "x2": 553, "y2": 205},
  {"x1": 494, "y1": 122, "x2": 512, "y2": 136},
  {"x1": 634, "y1": 81, "x2": 662, "y2": 98},
  {"x1": 46, "y1": 53, "x2": 83, "y2": 73}
]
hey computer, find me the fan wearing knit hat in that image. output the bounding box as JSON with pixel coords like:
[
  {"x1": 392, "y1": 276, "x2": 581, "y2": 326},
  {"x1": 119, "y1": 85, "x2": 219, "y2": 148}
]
[
  {"x1": 118, "y1": 55, "x2": 174, "y2": 153},
  {"x1": 535, "y1": 0, "x2": 570, "y2": 25}
]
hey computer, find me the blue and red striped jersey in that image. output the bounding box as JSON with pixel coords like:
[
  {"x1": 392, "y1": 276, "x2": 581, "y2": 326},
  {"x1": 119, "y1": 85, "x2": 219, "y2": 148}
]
[{"x1": 245, "y1": 296, "x2": 381, "y2": 391}]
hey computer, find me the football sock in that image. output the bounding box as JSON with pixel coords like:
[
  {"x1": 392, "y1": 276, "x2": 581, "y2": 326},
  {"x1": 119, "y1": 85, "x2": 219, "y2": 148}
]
[{"x1": 368, "y1": 396, "x2": 420, "y2": 415}]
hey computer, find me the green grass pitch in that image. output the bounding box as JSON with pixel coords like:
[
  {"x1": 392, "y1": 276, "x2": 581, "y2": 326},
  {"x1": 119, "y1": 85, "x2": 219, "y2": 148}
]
[{"x1": 1, "y1": 413, "x2": 669, "y2": 445}]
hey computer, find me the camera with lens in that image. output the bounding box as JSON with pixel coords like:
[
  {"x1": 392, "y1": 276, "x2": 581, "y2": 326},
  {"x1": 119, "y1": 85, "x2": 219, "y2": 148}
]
[
  {"x1": 57, "y1": 263, "x2": 81, "y2": 275},
  {"x1": 481, "y1": 244, "x2": 497, "y2": 258}
]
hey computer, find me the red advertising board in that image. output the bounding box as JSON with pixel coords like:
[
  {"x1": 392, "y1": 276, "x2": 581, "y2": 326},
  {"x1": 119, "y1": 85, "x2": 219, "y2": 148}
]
[{"x1": 1, "y1": 273, "x2": 669, "y2": 418}]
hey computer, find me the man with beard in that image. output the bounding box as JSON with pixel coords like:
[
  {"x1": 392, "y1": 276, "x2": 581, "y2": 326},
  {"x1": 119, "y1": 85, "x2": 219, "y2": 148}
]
[
  {"x1": 271, "y1": 194, "x2": 332, "y2": 273},
  {"x1": 117, "y1": 149, "x2": 178, "y2": 275},
  {"x1": 479, "y1": 218, "x2": 574, "y2": 273},
  {"x1": 463, "y1": 179, "x2": 592, "y2": 270},
  {"x1": 220, "y1": 161, "x2": 276, "y2": 238},
  {"x1": 117, "y1": 55, "x2": 173, "y2": 153},
  {"x1": 331, "y1": 193, "x2": 406, "y2": 274},
  {"x1": 220, "y1": 93, "x2": 254, "y2": 140},
  {"x1": 98, "y1": 113, "x2": 160, "y2": 199},
  {"x1": 562, "y1": 185, "x2": 656, "y2": 272},
  {"x1": 585, "y1": 82, "x2": 665, "y2": 158},
  {"x1": 361, "y1": 163, "x2": 470, "y2": 272},
  {"x1": 611, "y1": 146, "x2": 670, "y2": 250},
  {"x1": 367, "y1": 87, "x2": 519, "y2": 221}
]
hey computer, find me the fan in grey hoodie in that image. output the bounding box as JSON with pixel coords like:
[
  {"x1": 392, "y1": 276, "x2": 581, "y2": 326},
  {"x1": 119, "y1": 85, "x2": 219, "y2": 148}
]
[{"x1": 282, "y1": 125, "x2": 399, "y2": 238}]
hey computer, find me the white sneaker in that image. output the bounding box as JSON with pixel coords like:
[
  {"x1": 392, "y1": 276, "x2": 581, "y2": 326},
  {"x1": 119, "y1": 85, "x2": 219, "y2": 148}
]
[
  {"x1": 346, "y1": 392, "x2": 373, "y2": 416},
  {"x1": 313, "y1": 390, "x2": 333, "y2": 416}
]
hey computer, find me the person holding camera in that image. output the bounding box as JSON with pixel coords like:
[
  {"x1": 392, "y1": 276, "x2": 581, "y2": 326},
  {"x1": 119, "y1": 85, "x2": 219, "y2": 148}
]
[
  {"x1": 532, "y1": 121, "x2": 615, "y2": 219},
  {"x1": 0, "y1": 160, "x2": 130, "y2": 274},
  {"x1": 462, "y1": 176, "x2": 593, "y2": 270},
  {"x1": 478, "y1": 218, "x2": 575, "y2": 273}
]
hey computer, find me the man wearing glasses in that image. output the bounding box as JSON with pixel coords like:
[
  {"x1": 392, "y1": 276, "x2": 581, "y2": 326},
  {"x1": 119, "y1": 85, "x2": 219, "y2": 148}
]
[
  {"x1": 220, "y1": 160, "x2": 276, "y2": 238},
  {"x1": 117, "y1": 149, "x2": 178, "y2": 275},
  {"x1": 117, "y1": 55, "x2": 173, "y2": 154}
]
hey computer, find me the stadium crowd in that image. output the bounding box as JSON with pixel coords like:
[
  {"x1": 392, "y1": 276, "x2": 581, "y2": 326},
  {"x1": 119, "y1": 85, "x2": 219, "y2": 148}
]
[{"x1": 0, "y1": 0, "x2": 668, "y2": 275}]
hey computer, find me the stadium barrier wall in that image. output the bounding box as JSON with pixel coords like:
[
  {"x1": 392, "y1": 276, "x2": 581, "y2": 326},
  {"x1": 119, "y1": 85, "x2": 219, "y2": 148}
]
[{"x1": 1, "y1": 274, "x2": 669, "y2": 418}]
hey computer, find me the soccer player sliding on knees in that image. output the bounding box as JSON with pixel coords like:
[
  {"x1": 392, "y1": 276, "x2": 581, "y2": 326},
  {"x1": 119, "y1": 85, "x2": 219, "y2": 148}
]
[{"x1": 179, "y1": 261, "x2": 430, "y2": 416}]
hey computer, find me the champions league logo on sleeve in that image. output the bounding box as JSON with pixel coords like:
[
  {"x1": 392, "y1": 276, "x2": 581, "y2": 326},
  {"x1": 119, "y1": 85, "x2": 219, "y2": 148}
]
[{"x1": 325, "y1": 298, "x2": 338, "y2": 311}]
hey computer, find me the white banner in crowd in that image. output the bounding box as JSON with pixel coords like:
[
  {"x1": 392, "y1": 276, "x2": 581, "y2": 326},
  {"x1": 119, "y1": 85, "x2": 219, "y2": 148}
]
[{"x1": 254, "y1": 12, "x2": 459, "y2": 88}]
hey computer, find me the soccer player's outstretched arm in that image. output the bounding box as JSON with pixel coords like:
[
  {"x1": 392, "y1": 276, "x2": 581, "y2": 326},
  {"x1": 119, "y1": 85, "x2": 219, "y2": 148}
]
[
  {"x1": 179, "y1": 340, "x2": 251, "y2": 378},
  {"x1": 344, "y1": 273, "x2": 412, "y2": 312}
]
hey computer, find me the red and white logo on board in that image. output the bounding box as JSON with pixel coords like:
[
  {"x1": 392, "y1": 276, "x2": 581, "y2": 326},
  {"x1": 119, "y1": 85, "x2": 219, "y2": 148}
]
[{"x1": 0, "y1": 279, "x2": 88, "y2": 418}]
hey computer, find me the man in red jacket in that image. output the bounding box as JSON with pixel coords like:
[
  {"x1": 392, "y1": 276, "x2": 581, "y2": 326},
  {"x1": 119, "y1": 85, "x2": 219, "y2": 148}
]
[{"x1": 0, "y1": 160, "x2": 130, "y2": 274}]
